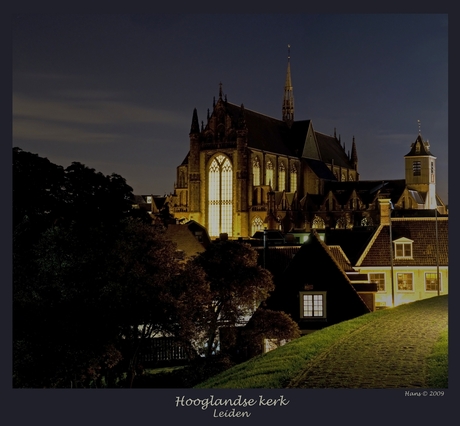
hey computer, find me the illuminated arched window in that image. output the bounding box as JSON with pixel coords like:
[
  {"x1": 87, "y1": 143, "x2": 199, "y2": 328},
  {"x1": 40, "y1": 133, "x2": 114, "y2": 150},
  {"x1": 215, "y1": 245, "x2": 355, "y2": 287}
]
[
  {"x1": 266, "y1": 160, "x2": 274, "y2": 187},
  {"x1": 278, "y1": 162, "x2": 286, "y2": 191},
  {"x1": 253, "y1": 157, "x2": 261, "y2": 186},
  {"x1": 312, "y1": 215, "x2": 325, "y2": 229},
  {"x1": 341, "y1": 172, "x2": 346, "y2": 182},
  {"x1": 251, "y1": 216, "x2": 264, "y2": 236},
  {"x1": 208, "y1": 155, "x2": 233, "y2": 237},
  {"x1": 336, "y1": 216, "x2": 348, "y2": 229},
  {"x1": 290, "y1": 164, "x2": 297, "y2": 192},
  {"x1": 361, "y1": 217, "x2": 373, "y2": 227}
]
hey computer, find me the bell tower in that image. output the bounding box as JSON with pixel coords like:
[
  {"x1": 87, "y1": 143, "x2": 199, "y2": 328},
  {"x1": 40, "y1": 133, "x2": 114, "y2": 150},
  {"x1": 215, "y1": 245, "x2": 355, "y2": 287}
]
[{"x1": 404, "y1": 126, "x2": 437, "y2": 209}]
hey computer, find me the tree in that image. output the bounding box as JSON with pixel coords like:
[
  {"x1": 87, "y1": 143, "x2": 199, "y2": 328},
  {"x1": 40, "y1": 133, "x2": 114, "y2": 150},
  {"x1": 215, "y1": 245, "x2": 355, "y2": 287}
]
[
  {"x1": 13, "y1": 148, "x2": 160, "y2": 387},
  {"x1": 186, "y1": 241, "x2": 275, "y2": 358},
  {"x1": 241, "y1": 308, "x2": 300, "y2": 358}
]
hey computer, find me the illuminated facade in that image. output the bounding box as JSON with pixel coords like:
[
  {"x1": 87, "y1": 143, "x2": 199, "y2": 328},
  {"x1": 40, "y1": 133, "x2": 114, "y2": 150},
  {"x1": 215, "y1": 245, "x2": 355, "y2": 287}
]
[
  {"x1": 355, "y1": 201, "x2": 449, "y2": 307},
  {"x1": 170, "y1": 53, "x2": 359, "y2": 238},
  {"x1": 168, "y1": 54, "x2": 446, "y2": 238}
]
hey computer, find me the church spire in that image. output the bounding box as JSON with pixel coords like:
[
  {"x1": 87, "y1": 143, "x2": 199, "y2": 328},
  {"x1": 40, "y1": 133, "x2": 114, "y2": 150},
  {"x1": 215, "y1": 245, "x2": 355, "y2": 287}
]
[
  {"x1": 282, "y1": 44, "x2": 294, "y2": 126},
  {"x1": 190, "y1": 108, "x2": 200, "y2": 134},
  {"x1": 351, "y1": 136, "x2": 358, "y2": 170}
]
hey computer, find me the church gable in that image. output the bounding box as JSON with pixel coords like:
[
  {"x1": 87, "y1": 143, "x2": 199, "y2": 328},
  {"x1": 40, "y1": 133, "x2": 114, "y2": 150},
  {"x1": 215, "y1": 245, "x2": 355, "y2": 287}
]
[{"x1": 300, "y1": 121, "x2": 321, "y2": 160}]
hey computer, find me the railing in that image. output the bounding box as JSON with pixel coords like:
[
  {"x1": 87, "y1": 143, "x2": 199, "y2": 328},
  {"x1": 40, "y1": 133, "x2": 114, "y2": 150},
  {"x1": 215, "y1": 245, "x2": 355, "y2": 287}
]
[{"x1": 139, "y1": 337, "x2": 189, "y2": 362}]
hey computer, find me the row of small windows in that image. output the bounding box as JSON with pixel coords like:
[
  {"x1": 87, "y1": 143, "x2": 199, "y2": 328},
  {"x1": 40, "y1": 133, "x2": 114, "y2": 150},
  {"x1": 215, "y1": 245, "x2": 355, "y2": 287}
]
[
  {"x1": 311, "y1": 215, "x2": 373, "y2": 229},
  {"x1": 369, "y1": 272, "x2": 442, "y2": 292},
  {"x1": 253, "y1": 158, "x2": 297, "y2": 192}
]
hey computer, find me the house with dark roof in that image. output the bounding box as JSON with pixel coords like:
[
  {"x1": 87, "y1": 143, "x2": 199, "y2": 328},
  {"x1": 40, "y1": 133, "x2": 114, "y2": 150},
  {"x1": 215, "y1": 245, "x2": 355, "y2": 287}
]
[
  {"x1": 164, "y1": 220, "x2": 210, "y2": 259},
  {"x1": 167, "y1": 50, "x2": 446, "y2": 238},
  {"x1": 263, "y1": 231, "x2": 376, "y2": 333},
  {"x1": 354, "y1": 199, "x2": 448, "y2": 308}
]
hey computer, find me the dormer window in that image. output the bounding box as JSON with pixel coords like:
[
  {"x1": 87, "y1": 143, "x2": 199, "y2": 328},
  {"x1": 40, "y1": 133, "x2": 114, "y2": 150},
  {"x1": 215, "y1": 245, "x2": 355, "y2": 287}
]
[{"x1": 393, "y1": 237, "x2": 413, "y2": 259}]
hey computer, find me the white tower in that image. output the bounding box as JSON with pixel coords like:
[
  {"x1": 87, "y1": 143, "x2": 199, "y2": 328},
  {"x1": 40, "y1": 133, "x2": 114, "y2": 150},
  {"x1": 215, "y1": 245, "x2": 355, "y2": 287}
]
[{"x1": 404, "y1": 132, "x2": 437, "y2": 209}]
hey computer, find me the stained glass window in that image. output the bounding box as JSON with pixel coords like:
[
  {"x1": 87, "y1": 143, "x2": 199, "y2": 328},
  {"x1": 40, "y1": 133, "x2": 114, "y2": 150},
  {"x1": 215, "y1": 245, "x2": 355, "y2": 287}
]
[
  {"x1": 290, "y1": 165, "x2": 297, "y2": 192},
  {"x1": 278, "y1": 162, "x2": 286, "y2": 191},
  {"x1": 266, "y1": 160, "x2": 274, "y2": 188},
  {"x1": 253, "y1": 157, "x2": 260, "y2": 186},
  {"x1": 208, "y1": 155, "x2": 233, "y2": 237}
]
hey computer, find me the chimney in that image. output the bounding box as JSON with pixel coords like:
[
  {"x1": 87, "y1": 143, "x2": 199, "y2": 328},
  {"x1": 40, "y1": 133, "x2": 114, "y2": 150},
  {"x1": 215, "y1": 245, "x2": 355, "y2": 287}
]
[{"x1": 378, "y1": 199, "x2": 392, "y2": 225}]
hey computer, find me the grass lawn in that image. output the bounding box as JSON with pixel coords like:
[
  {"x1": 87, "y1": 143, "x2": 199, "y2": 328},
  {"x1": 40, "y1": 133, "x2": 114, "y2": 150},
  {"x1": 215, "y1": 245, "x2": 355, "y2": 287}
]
[
  {"x1": 426, "y1": 328, "x2": 448, "y2": 388},
  {"x1": 195, "y1": 296, "x2": 448, "y2": 389}
]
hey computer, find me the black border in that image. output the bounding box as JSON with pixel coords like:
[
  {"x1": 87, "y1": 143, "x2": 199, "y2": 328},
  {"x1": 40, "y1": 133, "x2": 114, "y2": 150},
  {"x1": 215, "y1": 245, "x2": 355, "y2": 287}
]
[{"x1": 4, "y1": 6, "x2": 458, "y2": 425}]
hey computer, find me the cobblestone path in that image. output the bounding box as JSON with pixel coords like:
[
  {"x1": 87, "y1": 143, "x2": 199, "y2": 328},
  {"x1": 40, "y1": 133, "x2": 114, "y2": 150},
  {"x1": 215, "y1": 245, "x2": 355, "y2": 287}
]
[{"x1": 288, "y1": 296, "x2": 448, "y2": 388}]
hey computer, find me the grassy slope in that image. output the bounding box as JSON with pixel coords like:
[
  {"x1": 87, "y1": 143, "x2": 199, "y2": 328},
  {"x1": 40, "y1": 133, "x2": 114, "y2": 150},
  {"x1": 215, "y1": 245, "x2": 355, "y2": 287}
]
[
  {"x1": 195, "y1": 296, "x2": 448, "y2": 389},
  {"x1": 426, "y1": 328, "x2": 448, "y2": 388}
]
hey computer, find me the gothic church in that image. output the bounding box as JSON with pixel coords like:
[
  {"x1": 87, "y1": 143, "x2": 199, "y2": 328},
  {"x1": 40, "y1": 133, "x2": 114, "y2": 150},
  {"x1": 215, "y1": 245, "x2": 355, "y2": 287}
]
[{"x1": 168, "y1": 52, "x2": 446, "y2": 238}]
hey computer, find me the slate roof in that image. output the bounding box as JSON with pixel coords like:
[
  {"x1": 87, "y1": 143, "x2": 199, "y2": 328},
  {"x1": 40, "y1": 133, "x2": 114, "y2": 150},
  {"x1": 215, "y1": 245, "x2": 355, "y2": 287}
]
[
  {"x1": 315, "y1": 131, "x2": 351, "y2": 168},
  {"x1": 164, "y1": 224, "x2": 206, "y2": 258},
  {"x1": 305, "y1": 158, "x2": 337, "y2": 180},
  {"x1": 225, "y1": 103, "x2": 293, "y2": 156},
  {"x1": 328, "y1": 245, "x2": 355, "y2": 272},
  {"x1": 324, "y1": 179, "x2": 407, "y2": 206},
  {"x1": 405, "y1": 134, "x2": 433, "y2": 157},
  {"x1": 357, "y1": 218, "x2": 448, "y2": 267},
  {"x1": 254, "y1": 245, "x2": 301, "y2": 277},
  {"x1": 223, "y1": 103, "x2": 354, "y2": 168}
]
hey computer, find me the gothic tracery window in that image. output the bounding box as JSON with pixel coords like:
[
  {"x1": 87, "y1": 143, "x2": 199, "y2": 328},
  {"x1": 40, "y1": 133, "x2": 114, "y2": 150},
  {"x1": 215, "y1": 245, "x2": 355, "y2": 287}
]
[
  {"x1": 266, "y1": 160, "x2": 274, "y2": 188},
  {"x1": 312, "y1": 215, "x2": 325, "y2": 229},
  {"x1": 208, "y1": 155, "x2": 233, "y2": 237},
  {"x1": 290, "y1": 164, "x2": 297, "y2": 192},
  {"x1": 251, "y1": 216, "x2": 264, "y2": 236},
  {"x1": 278, "y1": 162, "x2": 286, "y2": 191},
  {"x1": 253, "y1": 156, "x2": 261, "y2": 186}
]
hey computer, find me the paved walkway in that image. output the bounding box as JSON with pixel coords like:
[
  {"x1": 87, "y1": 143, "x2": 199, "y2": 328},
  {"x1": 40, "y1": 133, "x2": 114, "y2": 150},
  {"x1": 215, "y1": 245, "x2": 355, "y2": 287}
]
[{"x1": 288, "y1": 296, "x2": 448, "y2": 388}]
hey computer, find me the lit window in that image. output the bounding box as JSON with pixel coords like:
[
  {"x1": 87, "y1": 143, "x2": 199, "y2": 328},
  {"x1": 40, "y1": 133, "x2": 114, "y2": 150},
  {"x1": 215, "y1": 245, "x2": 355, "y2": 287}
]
[
  {"x1": 413, "y1": 161, "x2": 421, "y2": 176},
  {"x1": 251, "y1": 216, "x2": 264, "y2": 236},
  {"x1": 341, "y1": 172, "x2": 346, "y2": 182},
  {"x1": 361, "y1": 217, "x2": 373, "y2": 226},
  {"x1": 369, "y1": 273, "x2": 385, "y2": 292},
  {"x1": 425, "y1": 272, "x2": 441, "y2": 292},
  {"x1": 312, "y1": 215, "x2": 325, "y2": 229},
  {"x1": 397, "y1": 273, "x2": 413, "y2": 291},
  {"x1": 278, "y1": 162, "x2": 286, "y2": 191},
  {"x1": 336, "y1": 216, "x2": 347, "y2": 229},
  {"x1": 266, "y1": 160, "x2": 274, "y2": 187},
  {"x1": 208, "y1": 155, "x2": 233, "y2": 237},
  {"x1": 394, "y1": 239, "x2": 413, "y2": 259},
  {"x1": 290, "y1": 165, "x2": 297, "y2": 192},
  {"x1": 300, "y1": 292, "x2": 326, "y2": 318},
  {"x1": 253, "y1": 157, "x2": 260, "y2": 186}
]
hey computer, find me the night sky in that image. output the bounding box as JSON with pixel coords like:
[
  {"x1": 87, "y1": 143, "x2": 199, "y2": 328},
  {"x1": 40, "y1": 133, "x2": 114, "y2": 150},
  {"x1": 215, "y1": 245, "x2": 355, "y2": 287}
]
[{"x1": 12, "y1": 14, "x2": 448, "y2": 204}]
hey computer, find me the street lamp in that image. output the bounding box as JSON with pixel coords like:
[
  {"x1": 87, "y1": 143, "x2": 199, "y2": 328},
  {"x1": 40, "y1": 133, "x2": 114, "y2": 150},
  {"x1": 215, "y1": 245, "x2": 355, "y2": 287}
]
[
  {"x1": 435, "y1": 203, "x2": 440, "y2": 296},
  {"x1": 389, "y1": 200, "x2": 395, "y2": 307}
]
